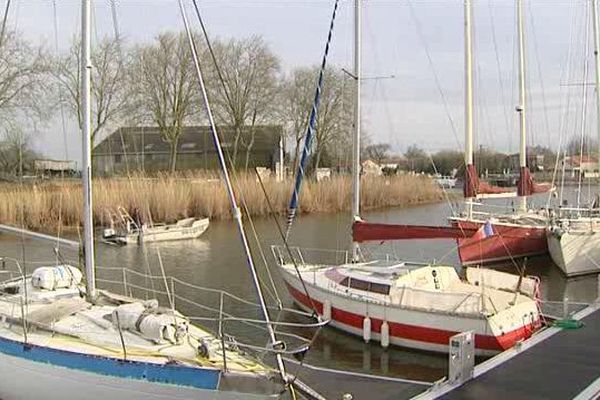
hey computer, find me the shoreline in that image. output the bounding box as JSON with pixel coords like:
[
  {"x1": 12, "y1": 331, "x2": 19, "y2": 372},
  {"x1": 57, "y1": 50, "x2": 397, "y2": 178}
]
[{"x1": 0, "y1": 172, "x2": 446, "y2": 231}]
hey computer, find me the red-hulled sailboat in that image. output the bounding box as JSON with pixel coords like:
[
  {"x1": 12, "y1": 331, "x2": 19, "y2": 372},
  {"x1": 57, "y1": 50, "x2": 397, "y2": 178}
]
[{"x1": 448, "y1": 0, "x2": 552, "y2": 265}]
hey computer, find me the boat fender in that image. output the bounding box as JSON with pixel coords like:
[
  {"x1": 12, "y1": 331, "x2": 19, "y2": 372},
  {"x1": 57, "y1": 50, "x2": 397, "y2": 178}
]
[
  {"x1": 323, "y1": 300, "x2": 332, "y2": 321},
  {"x1": 381, "y1": 321, "x2": 390, "y2": 348},
  {"x1": 363, "y1": 317, "x2": 371, "y2": 343}
]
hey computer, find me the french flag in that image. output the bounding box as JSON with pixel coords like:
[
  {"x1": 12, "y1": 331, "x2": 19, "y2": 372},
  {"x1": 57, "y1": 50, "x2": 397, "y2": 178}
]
[{"x1": 472, "y1": 221, "x2": 495, "y2": 241}]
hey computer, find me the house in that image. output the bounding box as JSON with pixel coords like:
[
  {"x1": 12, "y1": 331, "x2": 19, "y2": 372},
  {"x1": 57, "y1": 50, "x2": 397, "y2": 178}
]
[
  {"x1": 34, "y1": 159, "x2": 77, "y2": 176},
  {"x1": 362, "y1": 159, "x2": 382, "y2": 176},
  {"x1": 505, "y1": 153, "x2": 545, "y2": 172},
  {"x1": 563, "y1": 155, "x2": 599, "y2": 178},
  {"x1": 93, "y1": 125, "x2": 283, "y2": 175}
]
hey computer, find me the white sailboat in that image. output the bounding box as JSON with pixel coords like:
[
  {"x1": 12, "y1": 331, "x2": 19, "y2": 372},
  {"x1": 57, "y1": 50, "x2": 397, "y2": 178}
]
[
  {"x1": 547, "y1": 0, "x2": 600, "y2": 277},
  {"x1": 277, "y1": 0, "x2": 542, "y2": 355},
  {"x1": 0, "y1": 2, "x2": 322, "y2": 399}
]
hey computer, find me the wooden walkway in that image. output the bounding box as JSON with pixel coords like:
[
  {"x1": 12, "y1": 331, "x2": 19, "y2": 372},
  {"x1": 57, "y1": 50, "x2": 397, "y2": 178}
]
[{"x1": 415, "y1": 304, "x2": 600, "y2": 400}]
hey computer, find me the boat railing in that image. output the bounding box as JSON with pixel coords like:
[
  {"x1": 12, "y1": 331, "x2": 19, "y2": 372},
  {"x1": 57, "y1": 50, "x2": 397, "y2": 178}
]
[
  {"x1": 271, "y1": 245, "x2": 410, "y2": 268},
  {"x1": 93, "y1": 265, "x2": 327, "y2": 361},
  {"x1": 538, "y1": 299, "x2": 592, "y2": 320},
  {"x1": 0, "y1": 258, "x2": 326, "y2": 364},
  {"x1": 271, "y1": 245, "x2": 352, "y2": 266},
  {"x1": 554, "y1": 206, "x2": 600, "y2": 221}
]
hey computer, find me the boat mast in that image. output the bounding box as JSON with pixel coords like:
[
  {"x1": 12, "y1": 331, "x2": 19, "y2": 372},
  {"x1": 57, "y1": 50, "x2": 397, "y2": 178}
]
[
  {"x1": 517, "y1": 0, "x2": 528, "y2": 212},
  {"x1": 177, "y1": 0, "x2": 287, "y2": 381},
  {"x1": 351, "y1": 0, "x2": 361, "y2": 261},
  {"x1": 81, "y1": 0, "x2": 96, "y2": 301},
  {"x1": 593, "y1": 0, "x2": 600, "y2": 175},
  {"x1": 464, "y1": 0, "x2": 474, "y2": 218}
]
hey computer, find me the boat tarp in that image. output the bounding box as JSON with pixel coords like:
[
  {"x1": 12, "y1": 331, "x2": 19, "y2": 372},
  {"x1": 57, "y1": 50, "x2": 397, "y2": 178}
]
[
  {"x1": 466, "y1": 268, "x2": 537, "y2": 298},
  {"x1": 389, "y1": 285, "x2": 483, "y2": 315}
]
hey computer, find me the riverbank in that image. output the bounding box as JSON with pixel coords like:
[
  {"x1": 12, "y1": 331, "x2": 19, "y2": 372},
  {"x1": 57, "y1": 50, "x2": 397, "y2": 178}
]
[{"x1": 0, "y1": 172, "x2": 446, "y2": 230}]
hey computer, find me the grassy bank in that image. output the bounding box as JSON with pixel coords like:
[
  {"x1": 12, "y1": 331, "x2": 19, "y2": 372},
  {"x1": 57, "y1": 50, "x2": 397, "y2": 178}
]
[{"x1": 0, "y1": 172, "x2": 444, "y2": 230}]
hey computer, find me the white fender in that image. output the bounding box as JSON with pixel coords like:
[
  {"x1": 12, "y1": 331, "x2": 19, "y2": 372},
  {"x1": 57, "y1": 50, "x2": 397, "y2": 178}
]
[
  {"x1": 323, "y1": 299, "x2": 332, "y2": 321},
  {"x1": 363, "y1": 316, "x2": 371, "y2": 343},
  {"x1": 381, "y1": 321, "x2": 390, "y2": 348}
]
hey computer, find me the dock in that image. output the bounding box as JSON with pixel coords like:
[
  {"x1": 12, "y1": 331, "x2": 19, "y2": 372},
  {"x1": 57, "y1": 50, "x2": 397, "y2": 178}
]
[
  {"x1": 415, "y1": 303, "x2": 600, "y2": 400},
  {"x1": 285, "y1": 358, "x2": 432, "y2": 400}
]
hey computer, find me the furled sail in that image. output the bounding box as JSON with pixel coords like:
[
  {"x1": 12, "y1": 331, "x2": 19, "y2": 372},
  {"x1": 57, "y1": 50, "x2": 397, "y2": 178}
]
[
  {"x1": 352, "y1": 219, "x2": 478, "y2": 243},
  {"x1": 285, "y1": 0, "x2": 341, "y2": 238},
  {"x1": 517, "y1": 166, "x2": 552, "y2": 196},
  {"x1": 464, "y1": 164, "x2": 514, "y2": 198}
]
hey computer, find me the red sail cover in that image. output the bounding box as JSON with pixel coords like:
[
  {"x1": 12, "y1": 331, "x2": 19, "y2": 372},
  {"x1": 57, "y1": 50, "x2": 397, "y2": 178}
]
[
  {"x1": 464, "y1": 164, "x2": 513, "y2": 197},
  {"x1": 352, "y1": 220, "x2": 478, "y2": 243},
  {"x1": 517, "y1": 166, "x2": 552, "y2": 196}
]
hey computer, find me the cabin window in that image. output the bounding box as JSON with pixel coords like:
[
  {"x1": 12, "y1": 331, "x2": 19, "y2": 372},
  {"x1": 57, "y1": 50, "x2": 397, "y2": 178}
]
[
  {"x1": 337, "y1": 277, "x2": 390, "y2": 295},
  {"x1": 370, "y1": 282, "x2": 390, "y2": 295}
]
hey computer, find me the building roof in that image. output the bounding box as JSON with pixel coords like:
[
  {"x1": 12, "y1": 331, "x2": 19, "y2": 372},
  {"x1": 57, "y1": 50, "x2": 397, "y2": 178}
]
[
  {"x1": 565, "y1": 155, "x2": 598, "y2": 166},
  {"x1": 93, "y1": 125, "x2": 282, "y2": 156}
]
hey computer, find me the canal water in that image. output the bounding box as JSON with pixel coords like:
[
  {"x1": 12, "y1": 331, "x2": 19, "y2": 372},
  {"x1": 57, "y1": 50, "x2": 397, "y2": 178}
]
[{"x1": 0, "y1": 187, "x2": 598, "y2": 383}]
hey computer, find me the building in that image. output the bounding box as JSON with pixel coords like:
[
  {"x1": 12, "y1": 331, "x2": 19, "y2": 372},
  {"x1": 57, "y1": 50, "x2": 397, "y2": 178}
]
[
  {"x1": 93, "y1": 125, "x2": 283, "y2": 174},
  {"x1": 34, "y1": 159, "x2": 77, "y2": 176},
  {"x1": 505, "y1": 153, "x2": 545, "y2": 172},
  {"x1": 563, "y1": 155, "x2": 599, "y2": 178}
]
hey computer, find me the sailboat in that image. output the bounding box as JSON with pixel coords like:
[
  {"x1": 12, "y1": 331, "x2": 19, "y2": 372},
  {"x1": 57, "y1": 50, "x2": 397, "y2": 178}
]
[
  {"x1": 277, "y1": 0, "x2": 541, "y2": 356},
  {"x1": 447, "y1": 0, "x2": 552, "y2": 266},
  {"x1": 0, "y1": 2, "x2": 321, "y2": 399},
  {"x1": 546, "y1": 0, "x2": 600, "y2": 277}
]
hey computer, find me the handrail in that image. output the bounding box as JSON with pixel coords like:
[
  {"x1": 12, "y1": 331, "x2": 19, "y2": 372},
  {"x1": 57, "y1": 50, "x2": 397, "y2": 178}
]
[{"x1": 0, "y1": 260, "x2": 326, "y2": 361}]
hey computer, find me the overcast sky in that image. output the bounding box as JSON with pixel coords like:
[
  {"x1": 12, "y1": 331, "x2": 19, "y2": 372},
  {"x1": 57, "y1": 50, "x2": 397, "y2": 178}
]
[{"x1": 7, "y1": 0, "x2": 594, "y2": 163}]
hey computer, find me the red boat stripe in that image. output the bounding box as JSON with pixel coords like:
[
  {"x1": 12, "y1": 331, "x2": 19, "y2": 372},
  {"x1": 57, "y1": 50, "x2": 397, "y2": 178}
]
[{"x1": 285, "y1": 282, "x2": 536, "y2": 351}]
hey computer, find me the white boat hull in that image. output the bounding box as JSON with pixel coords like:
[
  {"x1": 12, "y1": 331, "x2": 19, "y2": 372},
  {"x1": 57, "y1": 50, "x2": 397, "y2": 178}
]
[
  {"x1": 547, "y1": 230, "x2": 600, "y2": 277},
  {"x1": 281, "y1": 268, "x2": 538, "y2": 356},
  {"x1": 107, "y1": 218, "x2": 210, "y2": 245}
]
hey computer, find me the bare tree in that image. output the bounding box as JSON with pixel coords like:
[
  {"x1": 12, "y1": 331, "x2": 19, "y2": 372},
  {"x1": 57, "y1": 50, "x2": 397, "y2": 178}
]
[
  {"x1": 280, "y1": 66, "x2": 353, "y2": 173},
  {"x1": 129, "y1": 32, "x2": 201, "y2": 173},
  {"x1": 0, "y1": 32, "x2": 50, "y2": 130},
  {"x1": 363, "y1": 143, "x2": 391, "y2": 164},
  {"x1": 0, "y1": 125, "x2": 38, "y2": 177},
  {"x1": 52, "y1": 35, "x2": 129, "y2": 144},
  {"x1": 566, "y1": 135, "x2": 598, "y2": 157},
  {"x1": 207, "y1": 36, "x2": 280, "y2": 168},
  {"x1": 279, "y1": 68, "x2": 312, "y2": 171}
]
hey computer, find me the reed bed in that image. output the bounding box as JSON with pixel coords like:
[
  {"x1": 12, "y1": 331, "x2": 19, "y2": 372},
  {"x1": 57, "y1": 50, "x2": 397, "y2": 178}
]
[{"x1": 0, "y1": 172, "x2": 444, "y2": 230}]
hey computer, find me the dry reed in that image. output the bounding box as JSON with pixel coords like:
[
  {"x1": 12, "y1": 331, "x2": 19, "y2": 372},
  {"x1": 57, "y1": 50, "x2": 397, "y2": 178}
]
[{"x1": 0, "y1": 172, "x2": 444, "y2": 230}]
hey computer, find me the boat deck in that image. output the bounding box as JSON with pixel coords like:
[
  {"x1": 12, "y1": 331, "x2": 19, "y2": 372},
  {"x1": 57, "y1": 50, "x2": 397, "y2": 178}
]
[{"x1": 416, "y1": 304, "x2": 600, "y2": 399}]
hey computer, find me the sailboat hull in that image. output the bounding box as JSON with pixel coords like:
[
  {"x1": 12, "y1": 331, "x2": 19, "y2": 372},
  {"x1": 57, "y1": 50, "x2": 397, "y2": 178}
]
[
  {"x1": 547, "y1": 229, "x2": 600, "y2": 277},
  {"x1": 0, "y1": 336, "x2": 277, "y2": 400},
  {"x1": 451, "y1": 218, "x2": 548, "y2": 265},
  {"x1": 281, "y1": 269, "x2": 538, "y2": 356}
]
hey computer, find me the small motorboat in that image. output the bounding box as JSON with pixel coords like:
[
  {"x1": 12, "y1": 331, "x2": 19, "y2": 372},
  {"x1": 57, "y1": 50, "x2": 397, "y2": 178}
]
[{"x1": 102, "y1": 207, "x2": 209, "y2": 245}]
